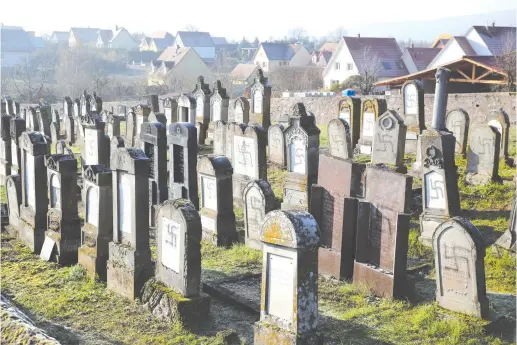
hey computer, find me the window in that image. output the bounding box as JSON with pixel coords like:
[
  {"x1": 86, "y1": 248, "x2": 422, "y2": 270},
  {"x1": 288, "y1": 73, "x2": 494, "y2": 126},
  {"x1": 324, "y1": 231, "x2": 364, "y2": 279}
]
[
  {"x1": 382, "y1": 62, "x2": 391, "y2": 70},
  {"x1": 347, "y1": 63, "x2": 353, "y2": 70},
  {"x1": 262, "y1": 61, "x2": 267, "y2": 67},
  {"x1": 335, "y1": 62, "x2": 340, "y2": 70}
]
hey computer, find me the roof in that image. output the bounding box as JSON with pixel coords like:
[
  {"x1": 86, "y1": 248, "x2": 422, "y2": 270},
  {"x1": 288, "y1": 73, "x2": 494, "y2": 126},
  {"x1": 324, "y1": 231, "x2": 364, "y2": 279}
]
[
  {"x1": 176, "y1": 31, "x2": 214, "y2": 47},
  {"x1": 230, "y1": 64, "x2": 259, "y2": 81},
  {"x1": 0, "y1": 27, "x2": 34, "y2": 52},
  {"x1": 212, "y1": 36, "x2": 228, "y2": 45},
  {"x1": 319, "y1": 42, "x2": 339, "y2": 53},
  {"x1": 157, "y1": 46, "x2": 191, "y2": 66},
  {"x1": 30, "y1": 36, "x2": 45, "y2": 49},
  {"x1": 320, "y1": 50, "x2": 333, "y2": 64},
  {"x1": 471, "y1": 26, "x2": 516, "y2": 55},
  {"x1": 150, "y1": 31, "x2": 173, "y2": 39},
  {"x1": 260, "y1": 42, "x2": 295, "y2": 60},
  {"x1": 454, "y1": 36, "x2": 477, "y2": 55},
  {"x1": 98, "y1": 29, "x2": 113, "y2": 44},
  {"x1": 431, "y1": 34, "x2": 453, "y2": 48},
  {"x1": 405, "y1": 47, "x2": 441, "y2": 70},
  {"x1": 341, "y1": 36, "x2": 407, "y2": 78},
  {"x1": 51, "y1": 31, "x2": 69, "y2": 42},
  {"x1": 71, "y1": 27, "x2": 101, "y2": 44},
  {"x1": 110, "y1": 27, "x2": 134, "y2": 43},
  {"x1": 153, "y1": 38, "x2": 172, "y2": 50}
]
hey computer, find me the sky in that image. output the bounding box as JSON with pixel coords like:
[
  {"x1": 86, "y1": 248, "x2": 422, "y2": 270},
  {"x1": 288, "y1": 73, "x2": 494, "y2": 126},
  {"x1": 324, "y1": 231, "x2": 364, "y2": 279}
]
[{"x1": 0, "y1": 0, "x2": 515, "y2": 41}]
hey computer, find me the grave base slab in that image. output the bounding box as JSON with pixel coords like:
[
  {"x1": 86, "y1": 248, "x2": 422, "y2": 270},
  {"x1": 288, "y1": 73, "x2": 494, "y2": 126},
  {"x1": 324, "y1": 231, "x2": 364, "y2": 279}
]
[
  {"x1": 253, "y1": 321, "x2": 323, "y2": 345},
  {"x1": 201, "y1": 213, "x2": 237, "y2": 247},
  {"x1": 318, "y1": 247, "x2": 353, "y2": 281},
  {"x1": 141, "y1": 278, "x2": 210, "y2": 330},
  {"x1": 419, "y1": 214, "x2": 450, "y2": 247},
  {"x1": 353, "y1": 262, "x2": 405, "y2": 299},
  {"x1": 78, "y1": 246, "x2": 108, "y2": 281},
  {"x1": 465, "y1": 173, "x2": 499, "y2": 186},
  {"x1": 19, "y1": 212, "x2": 46, "y2": 254}
]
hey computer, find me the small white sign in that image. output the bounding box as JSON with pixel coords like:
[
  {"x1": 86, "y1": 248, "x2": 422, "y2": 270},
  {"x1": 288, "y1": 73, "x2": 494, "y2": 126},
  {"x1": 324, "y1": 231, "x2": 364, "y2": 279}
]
[
  {"x1": 289, "y1": 137, "x2": 306, "y2": 174},
  {"x1": 86, "y1": 187, "x2": 99, "y2": 227},
  {"x1": 118, "y1": 172, "x2": 133, "y2": 234},
  {"x1": 404, "y1": 84, "x2": 418, "y2": 115},
  {"x1": 425, "y1": 171, "x2": 446, "y2": 210},
  {"x1": 84, "y1": 128, "x2": 98, "y2": 165},
  {"x1": 362, "y1": 112, "x2": 375, "y2": 137},
  {"x1": 267, "y1": 253, "x2": 294, "y2": 321},
  {"x1": 254, "y1": 91, "x2": 263, "y2": 113},
  {"x1": 161, "y1": 217, "x2": 181, "y2": 273},
  {"x1": 201, "y1": 176, "x2": 217, "y2": 211}
]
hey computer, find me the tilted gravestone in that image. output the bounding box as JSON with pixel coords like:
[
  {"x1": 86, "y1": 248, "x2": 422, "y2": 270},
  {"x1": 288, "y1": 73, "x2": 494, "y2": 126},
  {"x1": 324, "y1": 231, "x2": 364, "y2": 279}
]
[
  {"x1": 281, "y1": 103, "x2": 320, "y2": 211},
  {"x1": 327, "y1": 118, "x2": 352, "y2": 160},
  {"x1": 140, "y1": 121, "x2": 168, "y2": 228},
  {"x1": 371, "y1": 110, "x2": 407, "y2": 172},
  {"x1": 337, "y1": 96, "x2": 361, "y2": 149},
  {"x1": 78, "y1": 165, "x2": 113, "y2": 281},
  {"x1": 357, "y1": 98, "x2": 387, "y2": 155},
  {"x1": 197, "y1": 155, "x2": 237, "y2": 246},
  {"x1": 233, "y1": 97, "x2": 250, "y2": 124},
  {"x1": 6, "y1": 175, "x2": 22, "y2": 230},
  {"x1": 226, "y1": 122, "x2": 247, "y2": 163},
  {"x1": 267, "y1": 124, "x2": 286, "y2": 167},
  {"x1": 168, "y1": 123, "x2": 199, "y2": 209},
  {"x1": 232, "y1": 125, "x2": 267, "y2": 208},
  {"x1": 108, "y1": 147, "x2": 152, "y2": 300},
  {"x1": 446, "y1": 108, "x2": 469, "y2": 155},
  {"x1": 141, "y1": 199, "x2": 210, "y2": 329},
  {"x1": 433, "y1": 217, "x2": 489, "y2": 318},
  {"x1": 401, "y1": 80, "x2": 425, "y2": 153},
  {"x1": 492, "y1": 193, "x2": 516, "y2": 255},
  {"x1": 163, "y1": 97, "x2": 178, "y2": 124},
  {"x1": 109, "y1": 136, "x2": 125, "y2": 169},
  {"x1": 254, "y1": 210, "x2": 322, "y2": 345},
  {"x1": 487, "y1": 109, "x2": 510, "y2": 163},
  {"x1": 243, "y1": 180, "x2": 276, "y2": 250},
  {"x1": 193, "y1": 76, "x2": 211, "y2": 143},
  {"x1": 43, "y1": 154, "x2": 80, "y2": 265},
  {"x1": 19, "y1": 132, "x2": 49, "y2": 253},
  {"x1": 81, "y1": 113, "x2": 110, "y2": 167},
  {"x1": 133, "y1": 104, "x2": 151, "y2": 147},
  {"x1": 249, "y1": 68, "x2": 271, "y2": 129},
  {"x1": 206, "y1": 81, "x2": 229, "y2": 145},
  {"x1": 0, "y1": 115, "x2": 12, "y2": 184},
  {"x1": 353, "y1": 166, "x2": 412, "y2": 299},
  {"x1": 465, "y1": 125, "x2": 500, "y2": 185},
  {"x1": 125, "y1": 111, "x2": 137, "y2": 147},
  {"x1": 9, "y1": 116, "x2": 25, "y2": 174},
  {"x1": 212, "y1": 120, "x2": 227, "y2": 155},
  {"x1": 419, "y1": 68, "x2": 461, "y2": 246}
]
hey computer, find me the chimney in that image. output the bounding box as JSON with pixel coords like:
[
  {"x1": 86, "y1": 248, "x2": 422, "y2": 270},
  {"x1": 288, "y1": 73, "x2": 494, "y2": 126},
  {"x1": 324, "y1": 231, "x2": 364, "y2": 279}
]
[
  {"x1": 492, "y1": 21, "x2": 496, "y2": 27},
  {"x1": 357, "y1": 33, "x2": 360, "y2": 38},
  {"x1": 411, "y1": 43, "x2": 414, "y2": 49}
]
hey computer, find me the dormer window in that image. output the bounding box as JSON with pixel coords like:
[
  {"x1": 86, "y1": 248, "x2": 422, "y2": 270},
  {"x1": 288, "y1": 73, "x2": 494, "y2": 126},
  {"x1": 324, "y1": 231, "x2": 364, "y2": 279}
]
[{"x1": 382, "y1": 62, "x2": 391, "y2": 70}]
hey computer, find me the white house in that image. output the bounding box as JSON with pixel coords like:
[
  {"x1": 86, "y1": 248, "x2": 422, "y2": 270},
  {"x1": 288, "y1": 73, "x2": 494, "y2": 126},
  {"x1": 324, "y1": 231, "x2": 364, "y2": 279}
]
[
  {"x1": 0, "y1": 26, "x2": 35, "y2": 67},
  {"x1": 252, "y1": 42, "x2": 311, "y2": 72},
  {"x1": 49, "y1": 31, "x2": 69, "y2": 45},
  {"x1": 70, "y1": 27, "x2": 101, "y2": 48},
  {"x1": 323, "y1": 35, "x2": 408, "y2": 89},
  {"x1": 96, "y1": 29, "x2": 113, "y2": 48},
  {"x1": 174, "y1": 31, "x2": 215, "y2": 63},
  {"x1": 109, "y1": 27, "x2": 138, "y2": 51}
]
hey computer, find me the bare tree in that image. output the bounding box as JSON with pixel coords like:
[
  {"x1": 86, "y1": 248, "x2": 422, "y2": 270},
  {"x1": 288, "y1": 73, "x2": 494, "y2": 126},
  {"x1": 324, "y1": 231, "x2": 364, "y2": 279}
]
[
  {"x1": 184, "y1": 24, "x2": 199, "y2": 32},
  {"x1": 288, "y1": 27, "x2": 307, "y2": 42},
  {"x1": 357, "y1": 45, "x2": 381, "y2": 95},
  {"x1": 493, "y1": 31, "x2": 516, "y2": 92},
  {"x1": 327, "y1": 26, "x2": 347, "y2": 42}
]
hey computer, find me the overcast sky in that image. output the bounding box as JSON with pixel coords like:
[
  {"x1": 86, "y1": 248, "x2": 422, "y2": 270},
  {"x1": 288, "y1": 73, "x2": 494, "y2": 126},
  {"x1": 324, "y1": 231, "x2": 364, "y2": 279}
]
[{"x1": 0, "y1": 0, "x2": 515, "y2": 40}]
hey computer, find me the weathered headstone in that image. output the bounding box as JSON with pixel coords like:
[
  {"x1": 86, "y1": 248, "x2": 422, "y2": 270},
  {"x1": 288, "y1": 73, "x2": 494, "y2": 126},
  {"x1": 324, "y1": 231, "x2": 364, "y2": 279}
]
[
  {"x1": 116, "y1": 104, "x2": 127, "y2": 117},
  {"x1": 81, "y1": 113, "x2": 110, "y2": 167},
  {"x1": 487, "y1": 109, "x2": 510, "y2": 163},
  {"x1": 148, "y1": 111, "x2": 167, "y2": 126},
  {"x1": 254, "y1": 210, "x2": 322, "y2": 345},
  {"x1": 55, "y1": 140, "x2": 69, "y2": 155},
  {"x1": 108, "y1": 147, "x2": 152, "y2": 300},
  {"x1": 64, "y1": 109, "x2": 76, "y2": 145},
  {"x1": 26, "y1": 107, "x2": 39, "y2": 131},
  {"x1": 206, "y1": 81, "x2": 229, "y2": 145},
  {"x1": 78, "y1": 165, "x2": 113, "y2": 281},
  {"x1": 446, "y1": 108, "x2": 469, "y2": 155},
  {"x1": 401, "y1": 80, "x2": 425, "y2": 153},
  {"x1": 63, "y1": 97, "x2": 73, "y2": 118},
  {"x1": 212, "y1": 120, "x2": 227, "y2": 155},
  {"x1": 177, "y1": 94, "x2": 196, "y2": 124},
  {"x1": 193, "y1": 76, "x2": 211, "y2": 141},
  {"x1": 249, "y1": 68, "x2": 271, "y2": 129},
  {"x1": 327, "y1": 118, "x2": 352, "y2": 160},
  {"x1": 125, "y1": 111, "x2": 136, "y2": 147},
  {"x1": 36, "y1": 105, "x2": 52, "y2": 137},
  {"x1": 109, "y1": 136, "x2": 125, "y2": 168},
  {"x1": 168, "y1": 123, "x2": 199, "y2": 209},
  {"x1": 19, "y1": 132, "x2": 49, "y2": 253},
  {"x1": 163, "y1": 97, "x2": 178, "y2": 124},
  {"x1": 50, "y1": 122, "x2": 60, "y2": 143},
  {"x1": 147, "y1": 94, "x2": 159, "y2": 113},
  {"x1": 433, "y1": 217, "x2": 489, "y2": 318},
  {"x1": 337, "y1": 96, "x2": 361, "y2": 149},
  {"x1": 90, "y1": 92, "x2": 102, "y2": 112},
  {"x1": 80, "y1": 91, "x2": 91, "y2": 116},
  {"x1": 243, "y1": 180, "x2": 276, "y2": 250},
  {"x1": 106, "y1": 113, "x2": 121, "y2": 139},
  {"x1": 371, "y1": 110, "x2": 407, "y2": 171},
  {"x1": 357, "y1": 98, "x2": 387, "y2": 155},
  {"x1": 419, "y1": 68, "x2": 461, "y2": 246},
  {"x1": 197, "y1": 155, "x2": 236, "y2": 246},
  {"x1": 52, "y1": 109, "x2": 61, "y2": 136},
  {"x1": 140, "y1": 121, "x2": 168, "y2": 227},
  {"x1": 73, "y1": 99, "x2": 81, "y2": 118},
  {"x1": 267, "y1": 124, "x2": 286, "y2": 167},
  {"x1": 233, "y1": 97, "x2": 250, "y2": 124},
  {"x1": 43, "y1": 154, "x2": 80, "y2": 265},
  {"x1": 12, "y1": 101, "x2": 20, "y2": 116},
  {"x1": 465, "y1": 125, "x2": 500, "y2": 184},
  {"x1": 281, "y1": 104, "x2": 320, "y2": 211},
  {"x1": 6, "y1": 175, "x2": 22, "y2": 230},
  {"x1": 226, "y1": 122, "x2": 246, "y2": 164},
  {"x1": 492, "y1": 193, "x2": 516, "y2": 255},
  {"x1": 0, "y1": 115, "x2": 12, "y2": 184},
  {"x1": 133, "y1": 104, "x2": 151, "y2": 147},
  {"x1": 233, "y1": 125, "x2": 267, "y2": 207},
  {"x1": 4, "y1": 97, "x2": 13, "y2": 115}
]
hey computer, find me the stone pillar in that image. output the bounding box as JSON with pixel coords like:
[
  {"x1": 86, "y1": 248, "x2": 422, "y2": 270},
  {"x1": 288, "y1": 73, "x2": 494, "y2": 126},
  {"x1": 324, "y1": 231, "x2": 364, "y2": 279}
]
[
  {"x1": 192, "y1": 76, "x2": 211, "y2": 143},
  {"x1": 0, "y1": 115, "x2": 12, "y2": 185},
  {"x1": 206, "y1": 81, "x2": 229, "y2": 145},
  {"x1": 431, "y1": 68, "x2": 450, "y2": 131}
]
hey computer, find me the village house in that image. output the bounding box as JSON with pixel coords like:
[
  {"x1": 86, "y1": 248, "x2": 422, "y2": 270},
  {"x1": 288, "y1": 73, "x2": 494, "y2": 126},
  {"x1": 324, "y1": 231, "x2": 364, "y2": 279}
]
[
  {"x1": 107, "y1": 27, "x2": 138, "y2": 51},
  {"x1": 315, "y1": 42, "x2": 339, "y2": 67},
  {"x1": 252, "y1": 42, "x2": 311, "y2": 72},
  {"x1": 139, "y1": 32, "x2": 174, "y2": 52},
  {"x1": 49, "y1": 31, "x2": 69, "y2": 45},
  {"x1": 96, "y1": 29, "x2": 114, "y2": 48},
  {"x1": 173, "y1": 31, "x2": 216, "y2": 63},
  {"x1": 0, "y1": 26, "x2": 35, "y2": 67},
  {"x1": 401, "y1": 46, "x2": 441, "y2": 74},
  {"x1": 229, "y1": 63, "x2": 259, "y2": 94},
  {"x1": 69, "y1": 27, "x2": 102, "y2": 48},
  {"x1": 323, "y1": 35, "x2": 408, "y2": 89}
]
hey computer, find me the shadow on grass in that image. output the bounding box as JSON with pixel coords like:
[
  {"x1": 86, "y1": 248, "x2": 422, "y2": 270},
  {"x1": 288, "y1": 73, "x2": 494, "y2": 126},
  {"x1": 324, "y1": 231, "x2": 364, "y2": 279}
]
[
  {"x1": 320, "y1": 314, "x2": 396, "y2": 345},
  {"x1": 461, "y1": 210, "x2": 511, "y2": 245}
]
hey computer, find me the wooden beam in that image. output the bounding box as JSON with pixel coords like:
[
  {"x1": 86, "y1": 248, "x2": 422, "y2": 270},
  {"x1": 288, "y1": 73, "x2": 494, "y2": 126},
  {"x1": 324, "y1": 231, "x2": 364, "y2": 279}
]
[
  {"x1": 449, "y1": 78, "x2": 507, "y2": 84},
  {"x1": 475, "y1": 70, "x2": 493, "y2": 81},
  {"x1": 455, "y1": 69, "x2": 472, "y2": 81},
  {"x1": 472, "y1": 64, "x2": 476, "y2": 81}
]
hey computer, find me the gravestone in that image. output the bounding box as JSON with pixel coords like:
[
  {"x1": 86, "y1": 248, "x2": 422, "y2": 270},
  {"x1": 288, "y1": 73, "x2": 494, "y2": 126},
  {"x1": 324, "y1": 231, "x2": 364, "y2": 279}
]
[
  {"x1": 26, "y1": 107, "x2": 39, "y2": 131},
  {"x1": 140, "y1": 122, "x2": 168, "y2": 228},
  {"x1": 168, "y1": 123, "x2": 199, "y2": 209},
  {"x1": 147, "y1": 94, "x2": 159, "y2": 113},
  {"x1": 116, "y1": 104, "x2": 127, "y2": 117},
  {"x1": 177, "y1": 94, "x2": 196, "y2": 124},
  {"x1": 197, "y1": 155, "x2": 237, "y2": 246},
  {"x1": 143, "y1": 199, "x2": 210, "y2": 329},
  {"x1": 6, "y1": 175, "x2": 22, "y2": 230},
  {"x1": 233, "y1": 125, "x2": 267, "y2": 207},
  {"x1": 206, "y1": 81, "x2": 229, "y2": 145},
  {"x1": 52, "y1": 110, "x2": 61, "y2": 136},
  {"x1": 13, "y1": 101, "x2": 20, "y2": 116},
  {"x1": 487, "y1": 109, "x2": 510, "y2": 163},
  {"x1": 36, "y1": 105, "x2": 52, "y2": 137},
  {"x1": 401, "y1": 80, "x2": 425, "y2": 153},
  {"x1": 163, "y1": 97, "x2": 178, "y2": 124},
  {"x1": 4, "y1": 97, "x2": 13, "y2": 115},
  {"x1": 109, "y1": 136, "x2": 125, "y2": 168},
  {"x1": 192, "y1": 76, "x2": 211, "y2": 140},
  {"x1": 267, "y1": 124, "x2": 286, "y2": 167},
  {"x1": 254, "y1": 210, "x2": 322, "y2": 345},
  {"x1": 212, "y1": 120, "x2": 227, "y2": 155},
  {"x1": 249, "y1": 68, "x2": 271, "y2": 129},
  {"x1": 19, "y1": 132, "x2": 49, "y2": 253},
  {"x1": 353, "y1": 166, "x2": 412, "y2": 298},
  {"x1": 80, "y1": 91, "x2": 91, "y2": 116},
  {"x1": 81, "y1": 113, "x2": 110, "y2": 166},
  {"x1": 419, "y1": 68, "x2": 461, "y2": 246},
  {"x1": 243, "y1": 180, "x2": 276, "y2": 250},
  {"x1": 125, "y1": 111, "x2": 136, "y2": 147},
  {"x1": 433, "y1": 217, "x2": 489, "y2": 318},
  {"x1": 492, "y1": 193, "x2": 516, "y2": 255},
  {"x1": 133, "y1": 104, "x2": 151, "y2": 147},
  {"x1": 50, "y1": 123, "x2": 60, "y2": 143},
  {"x1": 327, "y1": 118, "x2": 352, "y2": 160},
  {"x1": 106, "y1": 113, "x2": 121, "y2": 138},
  {"x1": 64, "y1": 110, "x2": 76, "y2": 145},
  {"x1": 43, "y1": 154, "x2": 80, "y2": 265},
  {"x1": 281, "y1": 104, "x2": 320, "y2": 211},
  {"x1": 108, "y1": 147, "x2": 152, "y2": 300},
  {"x1": 73, "y1": 99, "x2": 81, "y2": 118},
  {"x1": 337, "y1": 96, "x2": 361, "y2": 149},
  {"x1": 371, "y1": 110, "x2": 407, "y2": 171},
  {"x1": 100, "y1": 110, "x2": 111, "y2": 124},
  {"x1": 78, "y1": 165, "x2": 113, "y2": 281},
  {"x1": 357, "y1": 98, "x2": 387, "y2": 155},
  {"x1": 233, "y1": 97, "x2": 250, "y2": 124},
  {"x1": 0, "y1": 99, "x2": 6, "y2": 114},
  {"x1": 63, "y1": 97, "x2": 73, "y2": 118},
  {"x1": 55, "y1": 140, "x2": 69, "y2": 155},
  {"x1": 226, "y1": 122, "x2": 247, "y2": 163},
  {"x1": 310, "y1": 152, "x2": 362, "y2": 280},
  {"x1": 0, "y1": 115, "x2": 12, "y2": 184},
  {"x1": 465, "y1": 125, "x2": 500, "y2": 185},
  {"x1": 148, "y1": 111, "x2": 167, "y2": 126},
  {"x1": 446, "y1": 109, "x2": 469, "y2": 155},
  {"x1": 90, "y1": 93, "x2": 102, "y2": 112}
]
